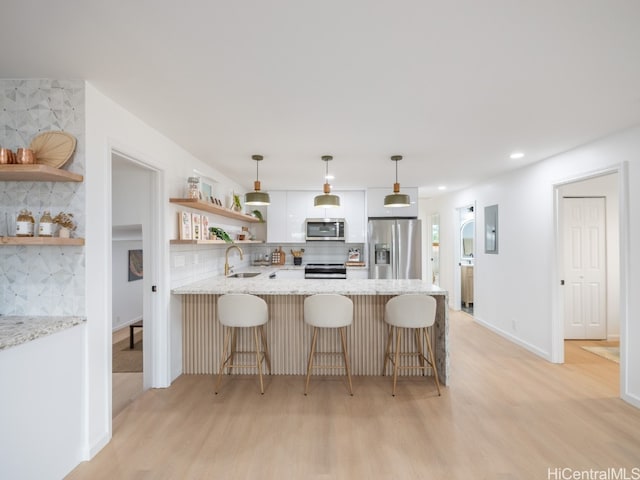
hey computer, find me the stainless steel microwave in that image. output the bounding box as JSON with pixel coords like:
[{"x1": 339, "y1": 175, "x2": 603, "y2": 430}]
[{"x1": 305, "y1": 218, "x2": 345, "y2": 241}]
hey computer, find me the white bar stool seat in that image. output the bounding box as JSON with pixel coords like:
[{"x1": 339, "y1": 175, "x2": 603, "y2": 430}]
[
  {"x1": 383, "y1": 294, "x2": 441, "y2": 396},
  {"x1": 215, "y1": 294, "x2": 271, "y2": 394},
  {"x1": 303, "y1": 294, "x2": 354, "y2": 395}
]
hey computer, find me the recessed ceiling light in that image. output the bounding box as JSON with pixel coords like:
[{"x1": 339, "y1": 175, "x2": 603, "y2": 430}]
[
  {"x1": 510, "y1": 152, "x2": 525, "y2": 159},
  {"x1": 437, "y1": 185, "x2": 447, "y2": 191}
]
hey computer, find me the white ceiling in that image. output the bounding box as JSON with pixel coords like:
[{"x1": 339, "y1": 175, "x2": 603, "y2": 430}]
[{"x1": 3, "y1": 1, "x2": 640, "y2": 197}]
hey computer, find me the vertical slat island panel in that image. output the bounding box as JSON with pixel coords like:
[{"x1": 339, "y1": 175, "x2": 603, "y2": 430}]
[{"x1": 178, "y1": 283, "x2": 448, "y2": 384}]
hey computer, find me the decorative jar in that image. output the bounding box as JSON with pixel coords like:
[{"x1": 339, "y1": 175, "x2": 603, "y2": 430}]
[
  {"x1": 16, "y1": 209, "x2": 35, "y2": 237},
  {"x1": 187, "y1": 177, "x2": 200, "y2": 199},
  {"x1": 38, "y1": 211, "x2": 54, "y2": 237}
]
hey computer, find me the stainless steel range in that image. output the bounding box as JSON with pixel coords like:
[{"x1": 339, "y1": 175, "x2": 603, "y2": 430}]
[{"x1": 304, "y1": 263, "x2": 347, "y2": 279}]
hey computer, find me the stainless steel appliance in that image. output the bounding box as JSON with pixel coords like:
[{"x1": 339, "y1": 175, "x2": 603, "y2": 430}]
[
  {"x1": 305, "y1": 218, "x2": 345, "y2": 241},
  {"x1": 368, "y1": 218, "x2": 422, "y2": 279},
  {"x1": 304, "y1": 263, "x2": 347, "y2": 279}
]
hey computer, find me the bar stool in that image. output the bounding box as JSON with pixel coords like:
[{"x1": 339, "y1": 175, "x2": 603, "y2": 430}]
[
  {"x1": 215, "y1": 294, "x2": 271, "y2": 394},
  {"x1": 383, "y1": 294, "x2": 441, "y2": 396},
  {"x1": 304, "y1": 294, "x2": 354, "y2": 395}
]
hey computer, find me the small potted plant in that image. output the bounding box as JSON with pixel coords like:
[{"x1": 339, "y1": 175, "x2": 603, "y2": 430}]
[
  {"x1": 52, "y1": 212, "x2": 76, "y2": 238},
  {"x1": 250, "y1": 209, "x2": 265, "y2": 222},
  {"x1": 231, "y1": 193, "x2": 242, "y2": 212}
]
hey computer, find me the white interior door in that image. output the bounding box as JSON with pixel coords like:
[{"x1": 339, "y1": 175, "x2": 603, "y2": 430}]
[{"x1": 563, "y1": 197, "x2": 607, "y2": 339}]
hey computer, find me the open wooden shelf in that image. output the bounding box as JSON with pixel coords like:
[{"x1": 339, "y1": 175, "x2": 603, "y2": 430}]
[
  {"x1": 169, "y1": 198, "x2": 261, "y2": 223},
  {"x1": 170, "y1": 239, "x2": 263, "y2": 245},
  {"x1": 0, "y1": 236, "x2": 85, "y2": 246},
  {"x1": 0, "y1": 164, "x2": 83, "y2": 182}
]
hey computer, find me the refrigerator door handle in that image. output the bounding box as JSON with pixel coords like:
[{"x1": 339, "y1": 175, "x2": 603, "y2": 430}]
[{"x1": 391, "y1": 221, "x2": 398, "y2": 279}]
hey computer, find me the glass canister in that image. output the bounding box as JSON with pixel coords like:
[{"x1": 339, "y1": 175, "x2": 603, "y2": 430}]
[
  {"x1": 186, "y1": 176, "x2": 200, "y2": 199},
  {"x1": 38, "y1": 211, "x2": 54, "y2": 237},
  {"x1": 16, "y1": 209, "x2": 35, "y2": 237}
]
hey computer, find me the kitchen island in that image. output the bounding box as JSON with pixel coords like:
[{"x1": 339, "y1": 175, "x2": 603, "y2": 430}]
[{"x1": 172, "y1": 273, "x2": 449, "y2": 384}]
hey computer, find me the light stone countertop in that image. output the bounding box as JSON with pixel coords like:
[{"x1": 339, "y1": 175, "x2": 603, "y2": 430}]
[
  {"x1": 0, "y1": 316, "x2": 86, "y2": 351},
  {"x1": 172, "y1": 270, "x2": 446, "y2": 296}
]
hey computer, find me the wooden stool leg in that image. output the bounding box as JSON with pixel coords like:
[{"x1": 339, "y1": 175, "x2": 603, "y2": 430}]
[
  {"x1": 340, "y1": 327, "x2": 354, "y2": 395},
  {"x1": 304, "y1": 327, "x2": 318, "y2": 395},
  {"x1": 382, "y1": 326, "x2": 393, "y2": 376},
  {"x1": 260, "y1": 325, "x2": 271, "y2": 374},
  {"x1": 215, "y1": 327, "x2": 231, "y2": 394},
  {"x1": 424, "y1": 327, "x2": 441, "y2": 396},
  {"x1": 415, "y1": 329, "x2": 425, "y2": 372},
  {"x1": 392, "y1": 327, "x2": 401, "y2": 396},
  {"x1": 254, "y1": 327, "x2": 265, "y2": 394},
  {"x1": 228, "y1": 328, "x2": 238, "y2": 375}
]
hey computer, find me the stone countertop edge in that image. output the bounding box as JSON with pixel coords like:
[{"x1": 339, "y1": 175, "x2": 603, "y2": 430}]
[
  {"x1": 0, "y1": 316, "x2": 87, "y2": 351},
  {"x1": 172, "y1": 275, "x2": 447, "y2": 296}
]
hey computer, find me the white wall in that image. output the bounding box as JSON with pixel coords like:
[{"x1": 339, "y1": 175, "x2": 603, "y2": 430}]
[
  {"x1": 84, "y1": 82, "x2": 251, "y2": 458},
  {"x1": 423, "y1": 124, "x2": 640, "y2": 408},
  {"x1": 0, "y1": 325, "x2": 85, "y2": 480},
  {"x1": 559, "y1": 173, "x2": 619, "y2": 339},
  {"x1": 112, "y1": 238, "x2": 143, "y2": 330}
]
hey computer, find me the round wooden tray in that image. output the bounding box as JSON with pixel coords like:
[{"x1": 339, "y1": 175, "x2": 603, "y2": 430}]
[{"x1": 29, "y1": 131, "x2": 77, "y2": 168}]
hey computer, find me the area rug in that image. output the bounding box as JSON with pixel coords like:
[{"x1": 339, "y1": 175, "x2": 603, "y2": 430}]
[
  {"x1": 581, "y1": 345, "x2": 620, "y2": 364},
  {"x1": 113, "y1": 331, "x2": 143, "y2": 372}
]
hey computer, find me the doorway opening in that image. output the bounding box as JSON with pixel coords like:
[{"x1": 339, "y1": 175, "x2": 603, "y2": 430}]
[
  {"x1": 430, "y1": 213, "x2": 440, "y2": 285},
  {"x1": 111, "y1": 151, "x2": 159, "y2": 418},
  {"x1": 555, "y1": 171, "x2": 621, "y2": 394},
  {"x1": 455, "y1": 204, "x2": 475, "y2": 315}
]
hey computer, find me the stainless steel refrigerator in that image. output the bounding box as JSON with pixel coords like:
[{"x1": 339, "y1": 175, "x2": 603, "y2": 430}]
[{"x1": 368, "y1": 219, "x2": 422, "y2": 279}]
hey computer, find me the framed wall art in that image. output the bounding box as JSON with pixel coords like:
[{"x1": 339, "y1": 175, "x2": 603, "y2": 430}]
[{"x1": 128, "y1": 249, "x2": 143, "y2": 281}]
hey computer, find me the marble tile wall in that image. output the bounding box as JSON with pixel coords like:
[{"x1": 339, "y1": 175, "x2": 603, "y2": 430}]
[{"x1": 0, "y1": 79, "x2": 85, "y2": 316}]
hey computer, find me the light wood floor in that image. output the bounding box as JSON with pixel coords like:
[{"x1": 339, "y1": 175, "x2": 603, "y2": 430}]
[
  {"x1": 68, "y1": 312, "x2": 639, "y2": 479},
  {"x1": 112, "y1": 326, "x2": 143, "y2": 418}
]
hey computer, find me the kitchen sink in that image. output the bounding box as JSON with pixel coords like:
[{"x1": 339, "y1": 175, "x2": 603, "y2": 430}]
[{"x1": 227, "y1": 272, "x2": 261, "y2": 278}]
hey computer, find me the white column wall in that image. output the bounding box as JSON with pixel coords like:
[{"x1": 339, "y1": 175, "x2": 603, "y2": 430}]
[
  {"x1": 424, "y1": 125, "x2": 640, "y2": 408},
  {"x1": 84, "y1": 82, "x2": 249, "y2": 458}
]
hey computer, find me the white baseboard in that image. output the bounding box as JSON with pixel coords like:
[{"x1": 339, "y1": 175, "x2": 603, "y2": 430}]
[
  {"x1": 112, "y1": 316, "x2": 143, "y2": 332},
  {"x1": 84, "y1": 432, "x2": 110, "y2": 460},
  {"x1": 621, "y1": 391, "x2": 640, "y2": 409},
  {"x1": 473, "y1": 315, "x2": 552, "y2": 361}
]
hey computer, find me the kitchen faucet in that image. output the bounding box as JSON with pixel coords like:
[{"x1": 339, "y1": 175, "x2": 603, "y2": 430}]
[{"x1": 224, "y1": 245, "x2": 244, "y2": 276}]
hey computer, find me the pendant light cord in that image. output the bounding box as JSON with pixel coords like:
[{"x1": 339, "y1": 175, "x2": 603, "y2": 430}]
[{"x1": 395, "y1": 158, "x2": 398, "y2": 184}]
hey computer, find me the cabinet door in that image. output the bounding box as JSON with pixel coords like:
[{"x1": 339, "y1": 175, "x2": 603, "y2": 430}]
[
  {"x1": 286, "y1": 191, "x2": 311, "y2": 243},
  {"x1": 266, "y1": 191, "x2": 288, "y2": 243},
  {"x1": 341, "y1": 190, "x2": 365, "y2": 243},
  {"x1": 276, "y1": 269, "x2": 305, "y2": 279},
  {"x1": 347, "y1": 268, "x2": 368, "y2": 280}
]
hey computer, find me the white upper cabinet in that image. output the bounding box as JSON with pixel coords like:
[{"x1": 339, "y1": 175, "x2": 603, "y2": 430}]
[
  {"x1": 285, "y1": 191, "x2": 310, "y2": 243},
  {"x1": 266, "y1": 190, "x2": 365, "y2": 243},
  {"x1": 341, "y1": 190, "x2": 365, "y2": 243},
  {"x1": 266, "y1": 190, "x2": 288, "y2": 243},
  {"x1": 366, "y1": 187, "x2": 419, "y2": 218}
]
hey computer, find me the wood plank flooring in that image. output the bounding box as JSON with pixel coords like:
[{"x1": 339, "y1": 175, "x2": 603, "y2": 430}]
[
  {"x1": 68, "y1": 311, "x2": 640, "y2": 479},
  {"x1": 112, "y1": 326, "x2": 143, "y2": 418}
]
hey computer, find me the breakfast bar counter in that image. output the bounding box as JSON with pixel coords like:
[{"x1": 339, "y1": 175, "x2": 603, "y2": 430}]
[{"x1": 172, "y1": 276, "x2": 449, "y2": 384}]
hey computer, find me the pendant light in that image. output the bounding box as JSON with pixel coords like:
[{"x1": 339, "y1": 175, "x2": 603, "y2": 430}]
[
  {"x1": 244, "y1": 154, "x2": 271, "y2": 205},
  {"x1": 314, "y1": 155, "x2": 340, "y2": 208},
  {"x1": 384, "y1": 155, "x2": 411, "y2": 207}
]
